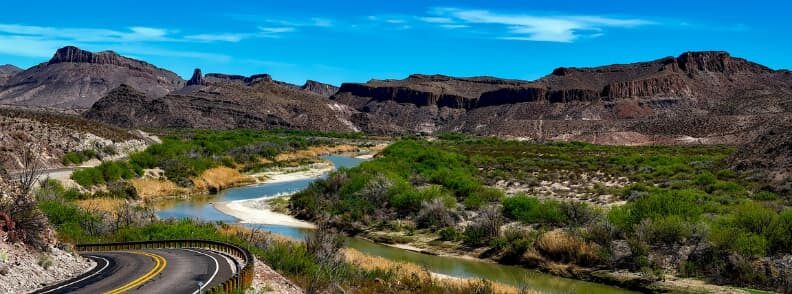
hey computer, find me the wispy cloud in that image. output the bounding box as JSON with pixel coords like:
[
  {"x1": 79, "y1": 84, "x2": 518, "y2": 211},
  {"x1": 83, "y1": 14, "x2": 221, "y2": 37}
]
[
  {"x1": 426, "y1": 8, "x2": 654, "y2": 42},
  {"x1": 0, "y1": 24, "x2": 174, "y2": 43},
  {"x1": 230, "y1": 14, "x2": 335, "y2": 28},
  {"x1": 185, "y1": 33, "x2": 248, "y2": 42},
  {"x1": 0, "y1": 23, "x2": 238, "y2": 61},
  {"x1": 258, "y1": 27, "x2": 296, "y2": 34}
]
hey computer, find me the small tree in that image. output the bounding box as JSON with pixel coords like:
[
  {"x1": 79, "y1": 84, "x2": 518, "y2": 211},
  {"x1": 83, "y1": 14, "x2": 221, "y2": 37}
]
[{"x1": 15, "y1": 142, "x2": 43, "y2": 196}]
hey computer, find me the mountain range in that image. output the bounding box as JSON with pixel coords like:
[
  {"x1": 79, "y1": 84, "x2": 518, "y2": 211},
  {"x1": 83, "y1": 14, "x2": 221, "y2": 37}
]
[{"x1": 1, "y1": 46, "x2": 790, "y2": 146}]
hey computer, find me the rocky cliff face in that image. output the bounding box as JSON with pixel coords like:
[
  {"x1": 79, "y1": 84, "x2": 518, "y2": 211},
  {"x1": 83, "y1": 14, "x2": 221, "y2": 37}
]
[
  {"x1": 186, "y1": 68, "x2": 204, "y2": 86},
  {"x1": 9, "y1": 48, "x2": 791, "y2": 146},
  {"x1": 302, "y1": 80, "x2": 339, "y2": 97},
  {"x1": 0, "y1": 46, "x2": 184, "y2": 109},
  {"x1": 330, "y1": 51, "x2": 792, "y2": 143},
  {"x1": 86, "y1": 75, "x2": 358, "y2": 132}
]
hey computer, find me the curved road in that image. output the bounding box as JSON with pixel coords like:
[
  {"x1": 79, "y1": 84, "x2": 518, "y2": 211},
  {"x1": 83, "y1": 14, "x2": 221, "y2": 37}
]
[{"x1": 34, "y1": 249, "x2": 238, "y2": 294}]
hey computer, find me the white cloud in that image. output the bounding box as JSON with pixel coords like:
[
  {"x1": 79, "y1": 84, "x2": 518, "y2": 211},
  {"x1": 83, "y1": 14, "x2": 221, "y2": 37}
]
[
  {"x1": 127, "y1": 27, "x2": 169, "y2": 40},
  {"x1": 0, "y1": 35, "x2": 63, "y2": 58},
  {"x1": 0, "y1": 24, "x2": 174, "y2": 43},
  {"x1": 440, "y1": 24, "x2": 469, "y2": 29},
  {"x1": 185, "y1": 33, "x2": 247, "y2": 42},
  {"x1": 418, "y1": 17, "x2": 454, "y2": 24},
  {"x1": 429, "y1": 8, "x2": 654, "y2": 42},
  {"x1": 310, "y1": 18, "x2": 334, "y2": 28},
  {"x1": 258, "y1": 27, "x2": 296, "y2": 34}
]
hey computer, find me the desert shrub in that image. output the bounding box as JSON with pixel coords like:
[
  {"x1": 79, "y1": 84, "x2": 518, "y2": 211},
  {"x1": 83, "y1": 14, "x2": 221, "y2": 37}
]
[
  {"x1": 37, "y1": 255, "x2": 53, "y2": 269},
  {"x1": 463, "y1": 205, "x2": 502, "y2": 247},
  {"x1": 438, "y1": 227, "x2": 460, "y2": 241},
  {"x1": 502, "y1": 194, "x2": 566, "y2": 225},
  {"x1": 494, "y1": 227, "x2": 537, "y2": 262},
  {"x1": 709, "y1": 202, "x2": 777, "y2": 257},
  {"x1": 94, "y1": 181, "x2": 138, "y2": 199},
  {"x1": 70, "y1": 161, "x2": 140, "y2": 187},
  {"x1": 751, "y1": 191, "x2": 778, "y2": 201},
  {"x1": 415, "y1": 197, "x2": 456, "y2": 229},
  {"x1": 463, "y1": 187, "x2": 503, "y2": 210},
  {"x1": 634, "y1": 216, "x2": 693, "y2": 244},
  {"x1": 38, "y1": 199, "x2": 102, "y2": 243},
  {"x1": 560, "y1": 201, "x2": 597, "y2": 226},
  {"x1": 608, "y1": 188, "x2": 704, "y2": 232},
  {"x1": 585, "y1": 219, "x2": 620, "y2": 247},
  {"x1": 0, "y1": 189, "x2": 50, "y2": 249},
  {"x1": 767, "y1": 209, "x2": 792, "y2": 253},
  {"x1": 62, "y1": 149, "x2": 97, "y2": 165}
]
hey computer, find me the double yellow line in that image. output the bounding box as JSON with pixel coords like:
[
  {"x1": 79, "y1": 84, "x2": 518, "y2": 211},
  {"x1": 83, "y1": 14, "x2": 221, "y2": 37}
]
[{"x1": 105, "y1": 252, "x2": 166, "y2": 294}]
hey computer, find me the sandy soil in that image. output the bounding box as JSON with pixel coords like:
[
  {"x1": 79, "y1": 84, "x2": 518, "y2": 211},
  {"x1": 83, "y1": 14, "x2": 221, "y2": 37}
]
[
  {"x1": 249, "y1": 161, "x2": 334, "y2": 184},
  {"x1": 214, "y1": 197, "x2": 316, "y2": 229}
]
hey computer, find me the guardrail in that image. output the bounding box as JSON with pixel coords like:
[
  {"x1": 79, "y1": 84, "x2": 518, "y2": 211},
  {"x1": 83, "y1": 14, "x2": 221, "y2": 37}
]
[{"x1": 77, "y1": 239, "x2": 254, "y2": 293}]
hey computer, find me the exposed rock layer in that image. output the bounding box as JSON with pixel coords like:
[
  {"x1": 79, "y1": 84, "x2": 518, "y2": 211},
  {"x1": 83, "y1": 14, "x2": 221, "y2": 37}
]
[
  {"x1": 329, "y1": 51, "x2": 792, "y2": 144},
  {"x1": 0, "y1": 46, "x2": 184, "y2": 109}
]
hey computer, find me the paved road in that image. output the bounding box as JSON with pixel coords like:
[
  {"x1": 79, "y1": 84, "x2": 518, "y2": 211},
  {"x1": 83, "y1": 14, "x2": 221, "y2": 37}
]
[{"x1": 34, "y1": 249, "x2": 237, "y2": 294}]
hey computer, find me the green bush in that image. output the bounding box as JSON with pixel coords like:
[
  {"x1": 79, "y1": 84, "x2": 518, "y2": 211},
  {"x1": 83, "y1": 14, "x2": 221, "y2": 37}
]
[
  {"x1": 767, "y1": 209, "x2": 792, "y2": 253},
  {"x1": 502, "y1": 194, "x2": 566, "y2": 225},
  {"x1": 608, "y1": 188, "x2": 704, "y2": 232},
  {"x1": 62, "y1": 149, "x2": 97, "y2": 165},
  {"x1": 70, "y1": 161, "x2": 140, "y2": 187},
  {"x1": 464, "y1": 187, "x2": 504, "y2": 210},
  {"x1": 438, "y1": 227, "x2": 460, "y2": 241}
]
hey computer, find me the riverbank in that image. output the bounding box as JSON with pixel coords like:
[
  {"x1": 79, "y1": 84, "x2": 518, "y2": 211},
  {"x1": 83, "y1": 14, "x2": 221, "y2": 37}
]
[
  {"x1": 355, "y1": 228, "x2": 753, "y2": 294},
  {"x1": 214, "y1": 196, "x2": 316, "y2": 229}
]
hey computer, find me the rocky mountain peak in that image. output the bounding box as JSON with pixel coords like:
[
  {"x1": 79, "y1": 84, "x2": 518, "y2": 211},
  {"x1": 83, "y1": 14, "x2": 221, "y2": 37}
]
[
  {"x1": 674, "y1": 51, "x2": 771, "y2": 74},
  {"x1": 302, "y1": 80, "x2": 339, "y2": 97},
  {"x1": 48, "y1": 46, "x2": 124, "y2": 65},
  {"x1": 0, "y1": 64, "x2": 22, "y2": 75},
  {"x1": 186, "y1": 68, "x2": 204, "y2": 86}
]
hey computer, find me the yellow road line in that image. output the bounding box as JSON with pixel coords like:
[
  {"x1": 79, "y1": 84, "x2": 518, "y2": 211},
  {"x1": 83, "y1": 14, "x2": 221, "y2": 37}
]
[{"x1": 105, "y1": 252, "x2": 166, "y2": 294}]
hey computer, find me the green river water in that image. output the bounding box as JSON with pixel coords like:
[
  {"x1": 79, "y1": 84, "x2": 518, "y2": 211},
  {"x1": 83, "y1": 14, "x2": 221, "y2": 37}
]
[{"x1": 154, "y1": 155, "x2": 635, "y2": 293}]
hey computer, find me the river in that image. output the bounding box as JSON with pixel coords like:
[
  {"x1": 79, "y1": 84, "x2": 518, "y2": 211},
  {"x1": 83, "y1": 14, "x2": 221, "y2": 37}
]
[{"x1": 155, "y1": 155, "x2": 634, "y2": 293}]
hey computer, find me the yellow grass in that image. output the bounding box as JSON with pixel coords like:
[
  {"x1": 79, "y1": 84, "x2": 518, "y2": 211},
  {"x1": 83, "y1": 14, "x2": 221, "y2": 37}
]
[
  {"x1": 76, "y1": 198, "x2": 126, "y2": 215},
  {"x1": 535, "y1": 229, "x2": 599, "y2": 263},
  {"x1": 274, "y1": 144, "x2": 359, "y2": 161},
  {"x1": 129, "y1": 178, "x2": 190, "y2": 200},
  {"x1": 342, "y1": 248, "x2": 529, "y2": 294},
  {"x1": 191, "y1": 166, "x2": 254, "y2": 193},
  {"x1": 218, "y1": 223, "x2": 294, "y2": 243}
]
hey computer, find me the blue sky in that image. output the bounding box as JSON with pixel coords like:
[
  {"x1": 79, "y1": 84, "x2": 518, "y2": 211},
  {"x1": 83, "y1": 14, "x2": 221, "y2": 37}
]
[{"x1": 1, "y1": 0, "x2": 790, "y2": 85}]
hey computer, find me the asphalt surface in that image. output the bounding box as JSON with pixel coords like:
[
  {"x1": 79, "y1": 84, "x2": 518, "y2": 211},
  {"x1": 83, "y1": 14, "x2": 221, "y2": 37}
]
[{"x1": 34, "y1": 248, "x2": 237, "y2": 294}]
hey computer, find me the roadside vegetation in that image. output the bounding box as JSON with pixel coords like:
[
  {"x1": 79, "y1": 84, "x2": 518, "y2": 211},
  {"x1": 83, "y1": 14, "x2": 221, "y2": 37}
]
[
  {"x1": 289, "y1": 138, "x2": 791, "y2": 292},
  {"x1": 68, "y1": 129, "x2": 377, "y2": 200},
  {"x1": 34, "y1": 178, "x2": 528, "y2": 293}
]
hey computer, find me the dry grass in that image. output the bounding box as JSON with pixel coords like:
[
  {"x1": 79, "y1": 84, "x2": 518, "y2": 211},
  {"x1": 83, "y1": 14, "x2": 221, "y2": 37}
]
[
  {"x1": 191, "y1": 167, "x2": 254, "y2": 193},
  {"x1": 75, "y1": 198, "x2": 125, "y2": 216},
  {"x1": 129, "y1": 178, "x2": 189, "y2": 200},
  {"x1": 218, "y1": 223, "x2": 295, "y2": 244},
  {"x1": 274, "y1": 144, "x2": 359, "y2": 161},
  {"x1": 342, "y1": 248, "x2": 529, "y2": 294},
  {"x1": 534, "y1": 229, "x2": 600, "y2": 265}
]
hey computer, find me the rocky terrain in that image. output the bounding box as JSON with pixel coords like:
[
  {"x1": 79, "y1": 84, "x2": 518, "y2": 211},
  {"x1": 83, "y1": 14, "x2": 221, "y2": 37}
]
[
  {"x1": 0, "y1": 64, "x2": 21, "y2": 86},
  {"x1": 0, "y1": 175, "x2": 94, "y2": 293},
  {"x1": 85, "y1": 70, "x2": 356, "y2": 131},
  {"x1": 0, "y1": 107, "x2": 147, "y2": 172},
  {"x1": 0, "y1": 46, "x2": 184, "y2": 109},
  {"x1": 334, "y1": 52, "x2": 792, "y2": 144},
  {"x1": 730, "y1": 119, "x2": 792, "y2": 191},
  {"x1": 2, "y1": 48, "x2": 790, "y2": 146}
]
